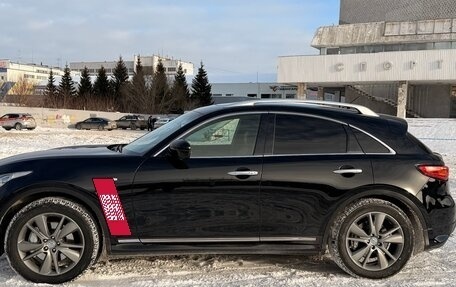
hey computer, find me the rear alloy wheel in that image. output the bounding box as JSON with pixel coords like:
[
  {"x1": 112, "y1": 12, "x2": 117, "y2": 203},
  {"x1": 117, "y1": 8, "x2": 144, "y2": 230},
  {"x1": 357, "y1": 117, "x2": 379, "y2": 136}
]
[
  {"x1": 15, "y1": 123, "x2": 23, "y2": 130},
  {"x1": 130, "y1": 123, "x2": 137, "y2": 130},
  {"x1": 329, "y1": 198, "x2": 414, "y2": 279},
  {"x1": 5, "y1": 197, "x2": 99, "y2": 284},
  {"x1": 76, "y1": 124, "x2": 82, "y2": 130},
  {"x1": 97, "y1": 125, "x2": 104, "y2": 131}
]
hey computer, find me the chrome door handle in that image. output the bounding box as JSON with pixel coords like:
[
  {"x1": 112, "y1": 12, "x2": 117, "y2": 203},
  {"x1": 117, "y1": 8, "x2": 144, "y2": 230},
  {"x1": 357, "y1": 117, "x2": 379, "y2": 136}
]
[
  {"x1": 228, "y1": 171, "x2": 259, "y2": 176},
  {"x1": 333, "y1": 169, "x2": 363, "y2": 174}
]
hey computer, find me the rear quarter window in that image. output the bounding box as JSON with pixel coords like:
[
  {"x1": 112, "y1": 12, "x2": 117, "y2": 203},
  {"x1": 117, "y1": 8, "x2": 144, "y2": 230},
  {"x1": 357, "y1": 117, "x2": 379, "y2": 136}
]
[{"x1": 351, "y1": 128, "x2": 390, "y2": 154}]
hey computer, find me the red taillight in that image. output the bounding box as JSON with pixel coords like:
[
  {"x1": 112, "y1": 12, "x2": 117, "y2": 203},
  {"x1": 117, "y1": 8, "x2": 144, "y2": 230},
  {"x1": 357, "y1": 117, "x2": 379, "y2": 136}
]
[{"x1": 417, "y1": 165, "x2": 449, "y2": 181}]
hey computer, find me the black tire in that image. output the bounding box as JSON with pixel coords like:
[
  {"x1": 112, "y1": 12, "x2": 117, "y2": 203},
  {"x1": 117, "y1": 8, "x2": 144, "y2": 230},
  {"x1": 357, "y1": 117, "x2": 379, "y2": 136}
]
[
  {"x1": 329, "y1": 198, "x2": 414, "y2": 279},
  {"x1": 130, "y1": 123, "x2": 136, "y2": 130},
  {"x1": 5, "y1": 197, "x2": 100, "y2": 284},
  {"x1": 76, "y1": 124, "x2": 82, "y2": 130},
  {"x1": 4, "y1": 127, "x2": 11, "y2": 131},
  {"x1": 97, "y1": 125, "x2": 104, "y2": 131},
  {"x1": 15, "y1": 123, "x2": 23, "y2": 130}
]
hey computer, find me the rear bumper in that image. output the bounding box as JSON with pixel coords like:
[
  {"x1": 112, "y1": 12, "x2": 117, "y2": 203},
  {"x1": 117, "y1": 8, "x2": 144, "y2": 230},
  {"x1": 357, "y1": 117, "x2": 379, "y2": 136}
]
[
  {"x1": 422, "y1": 183, "x2": 456, "y2": 249},
  {"x1": 426, "y1": 218, "x2": 456, "y2": 249}
]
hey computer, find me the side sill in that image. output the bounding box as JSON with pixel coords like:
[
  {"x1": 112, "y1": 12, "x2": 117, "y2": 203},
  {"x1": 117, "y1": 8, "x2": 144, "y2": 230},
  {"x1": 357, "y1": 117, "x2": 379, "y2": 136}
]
[{"x1": 110, "y1": 243, "x2": 321, "y2": 257}]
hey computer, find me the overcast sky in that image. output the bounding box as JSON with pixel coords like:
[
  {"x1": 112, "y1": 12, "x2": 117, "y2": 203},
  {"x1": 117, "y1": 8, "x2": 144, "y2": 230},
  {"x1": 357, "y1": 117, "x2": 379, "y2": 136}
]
[{"x1": 0, "y1": 0, "x2": 340, "y2": 82}]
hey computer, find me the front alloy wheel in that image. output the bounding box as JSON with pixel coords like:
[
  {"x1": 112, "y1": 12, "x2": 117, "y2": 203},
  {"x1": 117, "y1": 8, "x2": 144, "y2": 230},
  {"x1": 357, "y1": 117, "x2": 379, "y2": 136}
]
[
  {"x1": 17, "y1": 213, "x2": 85, "y2": 276},
  {"x1": 5, "y1": 197, "x2": 99, "y2": 284}
]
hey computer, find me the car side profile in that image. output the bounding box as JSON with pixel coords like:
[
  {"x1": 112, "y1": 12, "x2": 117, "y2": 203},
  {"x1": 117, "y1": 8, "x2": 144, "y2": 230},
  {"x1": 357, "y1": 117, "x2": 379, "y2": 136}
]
[
  {"x1": 75, "y1": 117, "x2": 116, "y2": 131},
  {"x1": 0, "y1": 113, "x2": 37, "y2": 130},
  {"x1": 0, "y1": 101, "x2": 453, "y2": 284},
  {"x1": 115, "y1": 115, "x2": 147, "y2": 130}
]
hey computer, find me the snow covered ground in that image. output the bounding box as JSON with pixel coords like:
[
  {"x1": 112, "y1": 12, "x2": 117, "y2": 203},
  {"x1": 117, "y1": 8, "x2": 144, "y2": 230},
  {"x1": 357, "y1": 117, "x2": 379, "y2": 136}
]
[{"x1": 0, "y1": 118, "x2": 455, "y2": 287}]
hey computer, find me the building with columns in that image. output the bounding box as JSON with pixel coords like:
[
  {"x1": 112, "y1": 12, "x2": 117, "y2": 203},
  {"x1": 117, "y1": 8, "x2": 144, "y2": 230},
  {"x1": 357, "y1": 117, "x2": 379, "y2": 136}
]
[{"x1": 278, "y1": 0, "x2": 456, "y2": 118}]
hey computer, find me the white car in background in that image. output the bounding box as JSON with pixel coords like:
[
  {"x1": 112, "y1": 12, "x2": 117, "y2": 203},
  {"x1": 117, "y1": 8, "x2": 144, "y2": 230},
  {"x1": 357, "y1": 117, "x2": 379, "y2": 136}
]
[
  {"x1": 154, "y1": 117, "x2": 177, "y2": 129},
  {"x1": 0, "y1": 113, "x2": 37, "y2": 130}
]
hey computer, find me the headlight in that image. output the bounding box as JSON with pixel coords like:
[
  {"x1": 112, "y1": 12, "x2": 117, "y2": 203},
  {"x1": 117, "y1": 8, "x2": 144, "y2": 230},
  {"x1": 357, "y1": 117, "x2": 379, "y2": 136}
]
[{"x1": 0, "y1": 171, "x2": 32, "y2": 187}]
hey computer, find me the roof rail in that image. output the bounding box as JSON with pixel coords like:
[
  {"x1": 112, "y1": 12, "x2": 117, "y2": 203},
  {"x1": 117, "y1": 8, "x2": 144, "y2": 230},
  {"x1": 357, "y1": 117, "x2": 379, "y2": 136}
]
[{"x1": 303, "y1": 100, "x2": 379, "y2": 117}]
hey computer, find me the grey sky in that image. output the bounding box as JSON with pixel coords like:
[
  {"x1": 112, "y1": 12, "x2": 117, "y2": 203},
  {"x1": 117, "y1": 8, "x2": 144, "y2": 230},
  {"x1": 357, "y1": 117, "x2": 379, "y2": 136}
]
[{"x1": 0, "y1": 0, "x2": 340, "y2": 82}]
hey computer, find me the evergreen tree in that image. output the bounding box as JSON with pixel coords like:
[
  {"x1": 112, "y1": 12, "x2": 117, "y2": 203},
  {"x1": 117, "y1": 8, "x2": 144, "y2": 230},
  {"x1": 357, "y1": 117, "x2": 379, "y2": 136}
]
[
  {"x1": 44, "y1": 69, "x2": 57, "y2": 107},
  {"x1": 93, "y1": 66, "x2": 112, "y2": 110},
  {"x1": 171, "y1": 63, "x2": 190, "y2": 113},
  {"x1": 152, "y1": 59, "x2": 170, "y2": 113},
  {"x1": 78, "y1": 66, "x2": 93, "y2": 100},
  {"x1": 57, "y1": 64, "x2": 76, "y2": 108},
  {"x1": 112, "y1": 56, "x2": 129, "y2": 109},
  {"x1": 191, "y1": 62, "x2": 213, "y2": 107},
  {"x1": 127, "y1": 55, "x2": 148, "y2": 112}
]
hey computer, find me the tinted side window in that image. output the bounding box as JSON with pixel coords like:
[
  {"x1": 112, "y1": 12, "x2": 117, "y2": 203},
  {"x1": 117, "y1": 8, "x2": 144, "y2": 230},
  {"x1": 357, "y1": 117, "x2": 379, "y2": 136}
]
[
  {"x1": 184, "y1": 114, "x2": 261, "y2": 157},
  {"x1": 351, "y1": 128, "x2": 390, "y2": 153},
  {"x1": 273, "y1": 114, "x2": 347, "y2": 154}
]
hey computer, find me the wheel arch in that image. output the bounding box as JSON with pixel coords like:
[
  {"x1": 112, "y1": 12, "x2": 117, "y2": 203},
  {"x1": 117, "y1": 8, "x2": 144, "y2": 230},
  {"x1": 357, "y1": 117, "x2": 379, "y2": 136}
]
[
  {"x1": 321, "y1": 185, "x2": 429, "y2": 255},
  {"x1": 0, "y1": 185, "x2": 111, "y2": 260}
]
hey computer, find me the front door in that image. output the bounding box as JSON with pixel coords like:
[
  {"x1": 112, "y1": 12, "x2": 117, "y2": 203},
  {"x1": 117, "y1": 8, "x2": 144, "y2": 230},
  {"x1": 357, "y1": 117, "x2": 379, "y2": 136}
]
[{"x1": 132, "y1": 113, "x2": 266, "y2": 242}]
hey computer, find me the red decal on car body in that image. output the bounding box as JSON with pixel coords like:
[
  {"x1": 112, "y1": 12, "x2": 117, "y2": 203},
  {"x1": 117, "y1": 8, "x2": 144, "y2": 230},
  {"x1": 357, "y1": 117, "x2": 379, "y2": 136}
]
[{"x1": 93, "y1": 178, "x2": 131, "y2": 236}]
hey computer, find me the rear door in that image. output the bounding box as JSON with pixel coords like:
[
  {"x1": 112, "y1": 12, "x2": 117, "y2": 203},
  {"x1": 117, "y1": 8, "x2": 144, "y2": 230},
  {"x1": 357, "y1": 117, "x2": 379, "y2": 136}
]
[
  {"x1": 7, "y1": 114, "x2": 19, "y2": 128},
  {"x1": 260, "y1": 113, "x2": 373, "y2": 244}
]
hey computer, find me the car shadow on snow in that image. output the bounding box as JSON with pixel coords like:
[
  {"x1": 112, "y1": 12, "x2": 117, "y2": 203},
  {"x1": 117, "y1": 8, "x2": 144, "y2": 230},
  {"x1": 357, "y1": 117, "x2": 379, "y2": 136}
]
[{"x1": 83, "y1": 254, "x2": 345, "y2": 280}]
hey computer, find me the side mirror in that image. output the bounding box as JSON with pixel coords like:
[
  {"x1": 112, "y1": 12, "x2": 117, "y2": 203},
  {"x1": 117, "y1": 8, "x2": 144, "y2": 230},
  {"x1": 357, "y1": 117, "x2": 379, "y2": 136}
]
[{"x1": 169, "y1": 139, "x2": 191, "y2": 161}]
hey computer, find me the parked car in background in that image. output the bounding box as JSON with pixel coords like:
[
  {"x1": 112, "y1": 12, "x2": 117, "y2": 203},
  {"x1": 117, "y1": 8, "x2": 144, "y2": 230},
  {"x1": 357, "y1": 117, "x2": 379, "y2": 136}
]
[
  {"x1": 115, "y1": 115, "x2": 147, "y2": 130},
  {"x1": 154, "y1": 117, "x2": 177, "y2": 129},
  {"x1": 0, "y1": 113, "x2": 36, "y2": 131},
  {"x1": 0, "y1": 101, "x2": 453, "y2": 283},
  {"x1": 75, "y1": 117, "x2": 116, "y2": 131}
]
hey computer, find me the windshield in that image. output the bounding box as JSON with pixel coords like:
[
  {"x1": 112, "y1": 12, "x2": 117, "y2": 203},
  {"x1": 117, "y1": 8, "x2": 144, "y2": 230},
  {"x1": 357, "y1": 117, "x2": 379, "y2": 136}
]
[{"x1": 122, "y1": 111, "x2": 201, "y2": 155}]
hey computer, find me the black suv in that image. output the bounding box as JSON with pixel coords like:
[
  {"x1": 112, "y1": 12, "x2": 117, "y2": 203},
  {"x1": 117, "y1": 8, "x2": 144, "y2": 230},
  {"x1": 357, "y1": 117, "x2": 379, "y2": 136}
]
[{"x1": 0, "y1": 101, "x2": 453, "y2": 284}]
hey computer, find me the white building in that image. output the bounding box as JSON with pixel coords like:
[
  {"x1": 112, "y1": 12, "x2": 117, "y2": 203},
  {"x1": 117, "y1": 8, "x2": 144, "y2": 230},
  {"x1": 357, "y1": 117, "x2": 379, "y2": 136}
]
[
  {"x1": 212, "y1": 83, "x2": 296, "y2": 100},
  {"x1": 70, "y1": 55, "x2": 194, "y2": 78},
  {"x1": 134, "y1": 55, "x2": 194, "y2": 77},
  {"x1": 0, "y1": 60, "x2": 79, "y2": 100},
  {"x1": 0, "y1": 60, "x2": 66, "y2": 84},
  {"x1": 278, "y1": 0, "x2": 456, "y2": 118},
  {"x1": 69, "y1": 61, "x2": 134, "y2": 77}
]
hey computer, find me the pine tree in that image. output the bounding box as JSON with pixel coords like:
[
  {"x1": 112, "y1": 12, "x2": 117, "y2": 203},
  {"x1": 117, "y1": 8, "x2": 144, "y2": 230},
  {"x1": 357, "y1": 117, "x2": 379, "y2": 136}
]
[
  {"x1": 127, "y1": 55, "x2": 148, "y2": 112},
  {"x1": 152, "y1": 59, "x2": 170, "y2": 113},
  {"x1": 93, "y1": 66, "x2": 112, "y2": 110},
  {"x1": 57, "y1": 64, "x2": 76, "y2": 108},
  {"x1": 44, "y1": 69, "x2": 57, "y2": 108},
  {"x1": 171, "y1": 63, "x2": 190, "y2": 113},
  {"x1": 191, "y1": 62, "x2": 213, "y2": 107},
  {"x1": 112, "y1": 56, "x2": 129, "y2": 109},
  {"x1": 78, "y1": 66, "x2": 92, "y2": 103}
]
